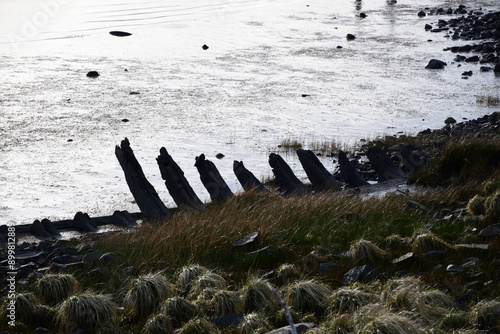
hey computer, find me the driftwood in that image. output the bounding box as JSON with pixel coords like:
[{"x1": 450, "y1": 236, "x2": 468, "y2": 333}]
[
  {"x1": 233, "y1": 161, "x2": 269, "y2": 193},
  {"x1": 194, "y1": 154, "x2": 234, "y2": 202},
  {"x1": 365, "y1": 147, "x2": 407, "y2": 182},
  {"x1": 269, "y1": 153, "x2": 311, "y2": 196},
  {"x1": 115, "y1": 138, "x2": 171, "y2": 221},
  {"x1": 296, "y1": 149, "x2": 341, "y2": 192},
  {"x1": 338, "y1": 151, "x2": 370, "y2": 187},
  {"x1": 157, "y1": 147, "x2": 203, "y2": 209}
]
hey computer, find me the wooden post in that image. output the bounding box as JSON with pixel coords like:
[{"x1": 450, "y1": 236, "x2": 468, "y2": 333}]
[
  {"x1": 233, "y1": 160, "x2": 269, "y2": 193},
  {"x1": 194, "y1": 154, "x2": 234, "y2": 202},
  {"x1": 296, "y1": 149, "x2": 341, "y2": 192},
  {"x1": 268, "y1": 153, "x2": 311, "y2": 196},
  {"x1": 338, "y1": 151, "x2": 370, "y2": 187},
  {"x1": 366, "y1": 147, "x2": 407, "y2": 181},
  {"x1": 115, "y1": 138, "x2": 171, "y2": 221},
  {"x1": 157, "y1": 147, "x2": 203, "y2": 210}
]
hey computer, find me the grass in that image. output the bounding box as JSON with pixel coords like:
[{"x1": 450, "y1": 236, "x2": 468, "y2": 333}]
[
  {"x1": 56, "y1": 293, "x2": 116, "y2": 330},
  {"x1": 283, "y1": 279, "x2": 332, "y2": 316},
  {"x1": 123, "y1": 272, "x2": 171, "y2": 319},
  {"x1": 36, "y1": 274, "x2": 78, "y2": 306}
]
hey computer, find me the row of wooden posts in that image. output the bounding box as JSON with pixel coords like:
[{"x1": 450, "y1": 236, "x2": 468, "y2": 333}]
[
  {"x1": 115, "y1": 137, "x2": 408, "y2": 221},
  {"x1": 0, "y1": 137, "x2": 410, "y2": 240}
]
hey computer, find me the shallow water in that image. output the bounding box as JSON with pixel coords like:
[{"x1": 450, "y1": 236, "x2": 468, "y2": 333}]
[{"x1": 1, "y1": 0, "x2": 499, "y2": 224}]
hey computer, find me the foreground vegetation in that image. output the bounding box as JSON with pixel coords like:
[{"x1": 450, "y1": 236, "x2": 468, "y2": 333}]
[{"x1": 2, "y1": 130, "x2": 500, "y2": 333}]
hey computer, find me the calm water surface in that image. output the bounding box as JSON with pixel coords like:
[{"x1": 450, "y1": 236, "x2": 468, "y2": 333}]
[{"x1": 0, "y1": 0, "x2": 499, "y2": 224}]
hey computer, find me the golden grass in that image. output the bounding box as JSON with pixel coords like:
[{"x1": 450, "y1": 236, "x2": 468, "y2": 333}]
[
  {"x1": 242, "y1": 277, "x2": 278, "y2": 315},
  {"x1": 283, "y1": 279, "x2": 332, "y2": 316}
]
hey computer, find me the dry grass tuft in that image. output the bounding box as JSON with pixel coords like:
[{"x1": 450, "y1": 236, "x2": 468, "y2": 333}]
[
  {"x1": 283, "y1": 279, "x2": 332, "y2": 316},
  {"x1": 37, "y1": 274, "x2": 78, "y2": 307},
  {"x1": 467, "y1": 195, "x2": 486, "y2": 216},
  {"x1": 329, "y1": 287, "x2": 379, "y2": 315},
  {"x1": 275, "y1": 263, "x2": 301, "y2": 285},
  {"x1": 177, "y1": 317, "x2": 221, "y2": 334},
  {"x1": 210, "y1": 289, "x2": 243, "y2": 317},
  {"x1": 242, "y1": 277, "x2": 278, "y2": 315},
  {"x1": 177, "y1": 264, "x2": 208, "y2": 295},
  {"x1": 188, "y1": 271, "x2": 227, "y2": 298},
  {"x1": 410, "y1": 231, "x2": 453, "y2": 255},
  {"x1": 470, "y1": 299, "x2": 500, "y2": 331},
  {"x1": 358, "y1": 312, "x2": 424, "y2": 334},
  {"x1": 161, "y1": 297, "x2": 200, "y2": 328},
  {"x1": 350, "y1": 239, "x2": 388, "y2": 264},
  {"x1": 123, "y1": 272, "x2": 171, "y2": 319},
  {"x1": 141, "y1": 313, "x2": 173, "y2": 334},
  {"x1": 57, "y1": 293, "x2": 116, "y2": 330},
  {"x1": 14, "y1": 293, "x2": 55, "y2": 328},
  {"x1": 239, "y1": 312, "x2": 273, "y2": 334}
]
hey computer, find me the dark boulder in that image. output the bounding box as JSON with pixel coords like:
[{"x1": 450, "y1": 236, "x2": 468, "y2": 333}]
[
  {"x1": 425, "y1": 59, "x2": 447, "y2": 69},
  {"x1": 30, "y1": 220, "x2": 52, "y2": 239},
  {"x1": 418, "y1": 10, "x2": 426, "y2": 17},
  {"x1": 343, "y1": 265, "x2": 379, "y2": 284},
  {"x1": 195, "y1": 153, "x2": 234, "y2": 202},
  {"x1": 233, "y1": 161, "x2": 269, "y2": 193},
  {"x1": 109, "y1": 31, "x2": 132, "y2": 37},
  {"x1": 269, "y1": 153, "x2": 311, "y2": 196},
  {"x1": 365, "y1": 147, "x2": 407, "y2": 182},
  {"x1": 338, "y1": 151, "x2": 369, "y2": 187},
  {"x1": 86, "y1": 71, "x2": 99, "y2": 78}
]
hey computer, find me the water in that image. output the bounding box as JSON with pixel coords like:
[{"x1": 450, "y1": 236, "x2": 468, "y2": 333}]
[{"x1": 1, "y1": 0, "x2": 499, "y2": 224}]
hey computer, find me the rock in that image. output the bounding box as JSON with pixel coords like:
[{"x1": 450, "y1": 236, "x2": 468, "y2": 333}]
[
  {"x1": 110, "y1": 210, "x2": 137, "y2": 227},
  {"x1": 269, "y1": 153, "x2": 311, "y2": 196},
  {"x1": 462, "y1": 71, "x2": 473, "y2": 76},
  {"x1": 343, "y1": 265, "x2": 378, "y2": 284},
  {"x1": 233, "y1": 231, "x2": 260, "y2": 247},
  {"x1": 319, "y1": 262, "x2": 337, "y2": 274},
  {"x1": 86, "y1": 71, "x2": 99, "y2": 78},
  {"x1": 465, "y1": 55, "x2": 480, "y2": 62},
  {"x1": 83, "y1": 251, "x2": 103, "y2": 267},
  {"x1": 212, "y1": 314, "x2": 244, "y2": 328},
  {"x1": 480, "y1": 66, "x2": 493, "y2": 72},
  {"x1": 346, "y1": 33, "x2": 356, "y2": 40},
  {"x1": 418, "y1": 10, "x2": 426, "y2": 17},
  {"x1": 391, "y1": 252, "x2": 414, "y2": 264},
  {"x1": 494, "y1": 62, "x2": 500, "y2": 73},
  {"x1": 444, "y1": 117, "x2": 457, "y2": 124},
  {"x1": 233, "y1": 160, "x2": 269, "y2": 193},
  {"x1": 425, "y1": 250, "x2": 447, "y2": 259},
  {"x1": 202, "y1": 44, "x2": 209, "y2": 50},
  {"x1": 360, "y1": 12, "x2": 367, "y2": 18},
  {"x1": 265, "y1": 323, "x2": 316, "y2": 334},
  {"x1": 129, "y1": 91, "x2": 140, "y2": 95},
  {"x1": 425, "y1": 59, "x2": 447, "y2": 69},
  {"x1": 446, "y1": 264, "x2": 465, "y2": 273},
  {"x1": 195, "y1": 153, "x2": 234, "y2": 202},
  {"x1": 424, "y1": 24, "x2": 432, "y2": 30},
  {"x1": 52, "y1": 255, "x2": 80, "y2": 265},
  {"x1": 338, "y1": 151, "x2": 369, "y2": 187},
  {"x1": 479, "y1": 224, "x2": 500, "y2": 237},
  {"x1": 99, "y1": 252, "x2": 119, "y2": 265},
  {"x1": 109, "y1": 31, "x2": 132, "y2": 37},
  {"x1": 216, "y1": 153, "x2": 225, "y2": 159}
]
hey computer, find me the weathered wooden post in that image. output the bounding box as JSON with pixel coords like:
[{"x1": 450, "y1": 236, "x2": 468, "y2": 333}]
[
  {"x1": 296, "y1": 149, "x2": 341, "y2": 192},
  {"x1": 338, "y1": 151, "x2": 370, "y2": 187},
  {"x1": 268, "y1": 153, "x2": 311, "y2": 196},
  {"x1": 233, "y1": 160, "x2": 269, "y2": 193},
  {"x1": 195, "y1": 154, "x2": 234, "y2": 202},
  {"x1": 115, "y1": 138, "x2": 171, "y2": 220},
  {"x1": 157, "y1": 147, "x2": 204, "y2": 210},
  {"x1": 366, "y1": 147, "x2": 407, "y2": 181}
]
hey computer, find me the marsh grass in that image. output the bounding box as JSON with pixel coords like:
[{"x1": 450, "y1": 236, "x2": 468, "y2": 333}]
[
  {"x1": 161, "y1": 297, "x2": 200, "y2": 328},
  {"x1": 470, "y1": 299, "x2": 500, "y2": 331},
  {"x1": 283, "y1": 279, "x2": 332, "y2": 316},
  {"x1": 188, "y1": 271, "x2": 227, "y2": 299},
  {"x1": 349, "y1": 239, "x2": 388, "y2": 265},
  {"x1": 177, "y1": 317, "x2": 221, "y2": 334},
  {"x1": 36, "y1": 274, "x2": 78, "y2": 306},
  {"x1": 123, "y1": 273, "x2": 171, "y2": 319},
  {"x1": 177, "y1": 264, "x2": 208, "y2": 296},
  {"x1": 142, "y1": 314, "x2": 173, "y2": 334},
  {"x1": 14, "y1": 293, "x2": 55, "y2": 328},
  {"x1": 242, "y1": 277, "x2": 278, "y2": 315},
  {"x1": 210, "y1": 290, "x2": 243, "y2": 317},
  {"x1": 239, "y1": 312, "x2": 273, "y2": 334},
  {"x1": 328, "y1": 287, "x2": 380, "y2": 315},
  {"x1": 57, "y1": 293, "x2": 116, "y2": 330}
]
